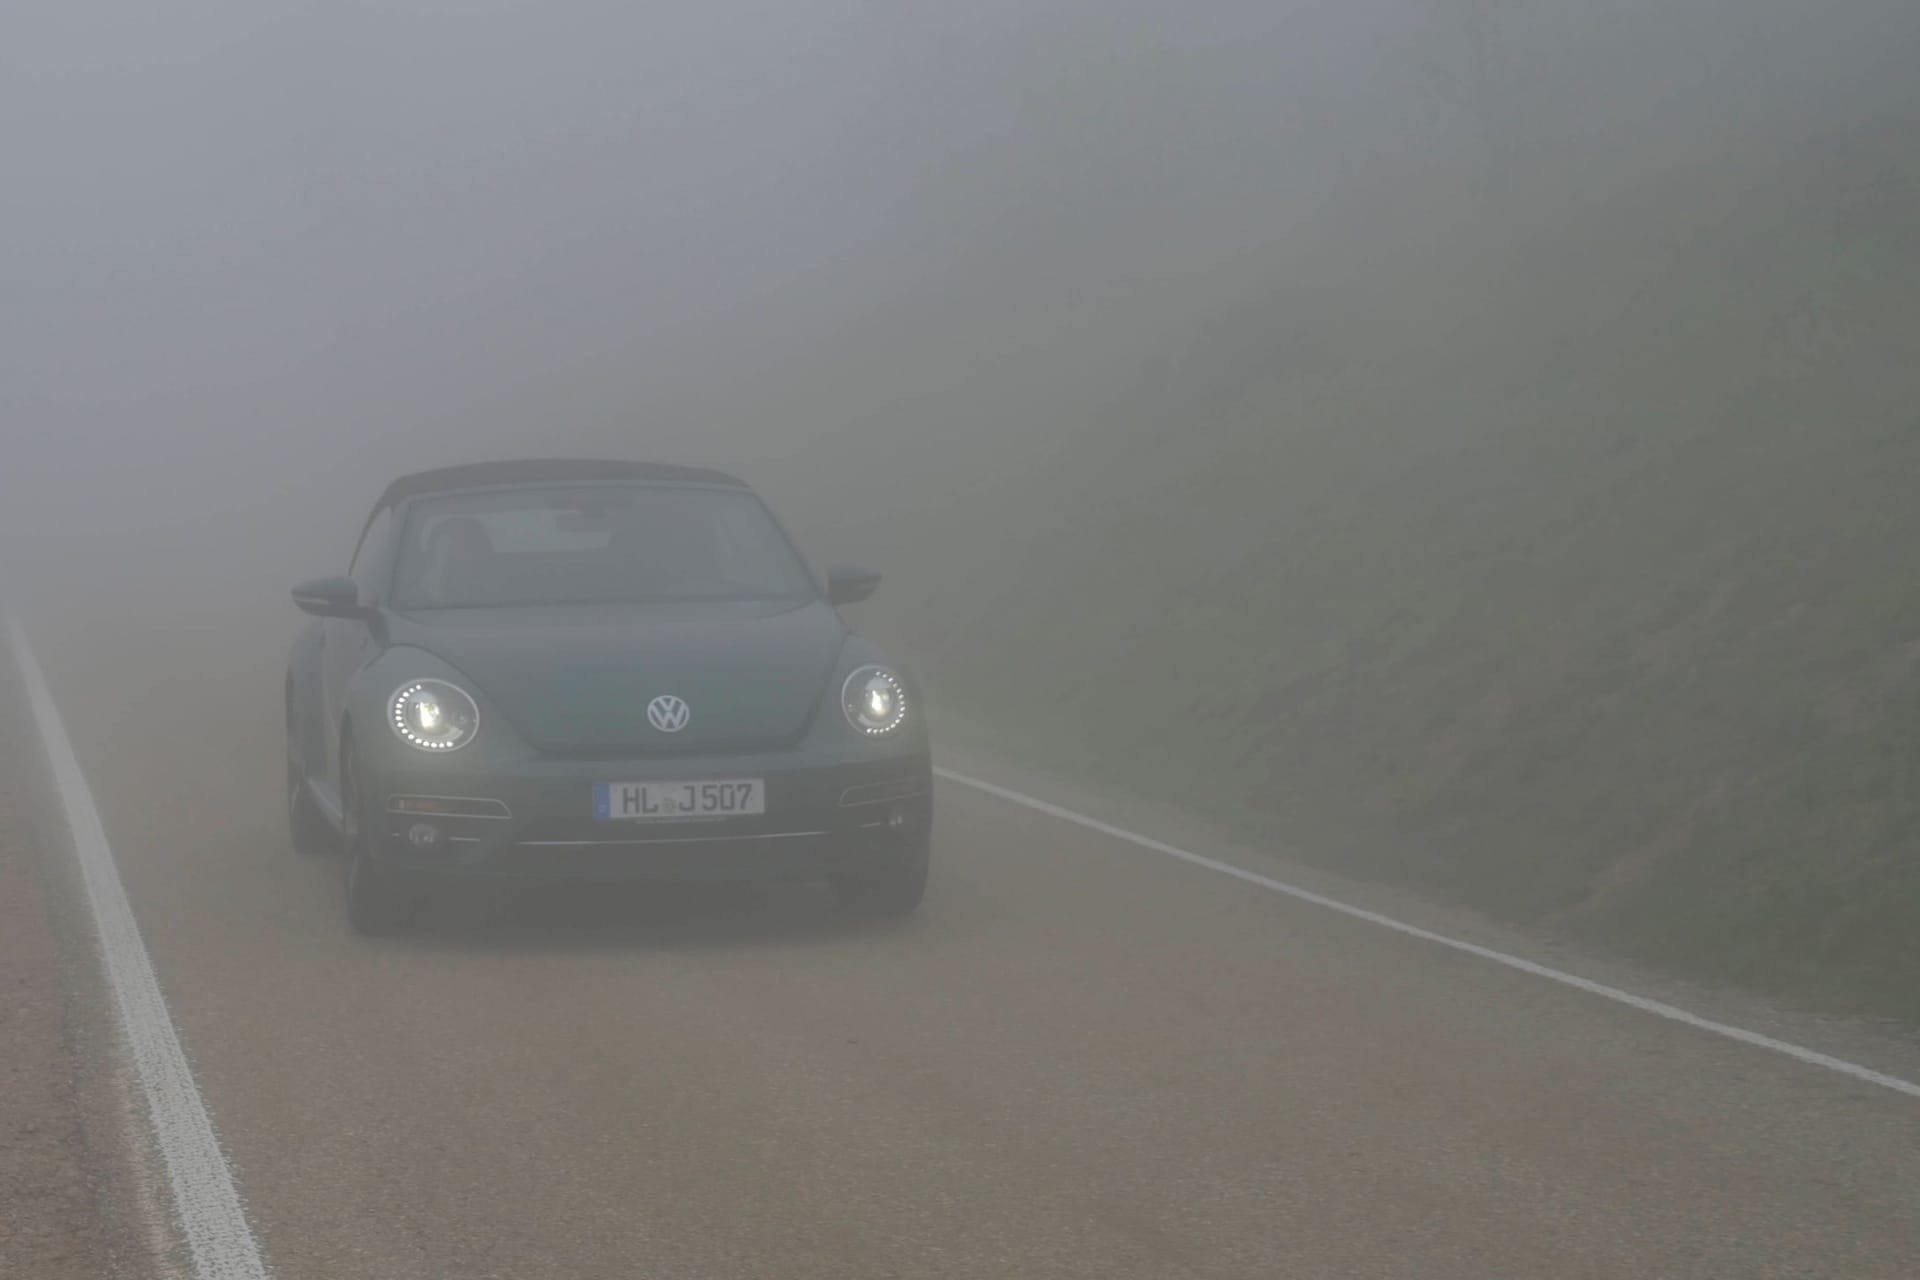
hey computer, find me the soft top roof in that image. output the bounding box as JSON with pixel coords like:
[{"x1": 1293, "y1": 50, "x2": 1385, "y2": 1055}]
[{"x1": 375, "y1": 459, "x2": 747, "y2": 510}]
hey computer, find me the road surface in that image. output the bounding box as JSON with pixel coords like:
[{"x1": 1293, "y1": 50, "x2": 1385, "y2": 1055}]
[{"x1": 10, "y1": 591, "x2": 1920, "y2": 1280}]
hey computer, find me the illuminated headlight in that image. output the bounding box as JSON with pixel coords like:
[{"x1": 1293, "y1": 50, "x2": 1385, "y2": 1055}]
[
  {"x1": 842, "y1": 665, "x2": 908, "y2": 736},
  {"x1": 389, "y1": 680, "x2": 479, "y2": 752}
]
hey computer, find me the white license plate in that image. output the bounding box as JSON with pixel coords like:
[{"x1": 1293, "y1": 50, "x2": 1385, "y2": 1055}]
[{"x1": 594, "y1": 779, "x2": 764, "y2": 821}]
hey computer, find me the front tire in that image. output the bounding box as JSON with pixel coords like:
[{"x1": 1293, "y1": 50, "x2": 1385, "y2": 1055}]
[
  {"x1": 340, "y1": 739, "x2": 422, "y2": 936},
  {"x1": 286, "y1": 751, "x2": 333, "y2": 856},
  {"x1": 833, "y1": 839, "x2": 930, "y2": 917}
]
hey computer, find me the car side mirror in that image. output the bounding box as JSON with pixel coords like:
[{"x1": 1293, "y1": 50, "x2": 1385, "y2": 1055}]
[
  {"x1": 826, "y1": 566, "x2": 882, "y2": 606},
  {"x1": 292, "y1": 576, "x2": 369, "y2": 618}
]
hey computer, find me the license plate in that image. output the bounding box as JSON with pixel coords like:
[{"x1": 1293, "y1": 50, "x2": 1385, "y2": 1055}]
[{"x1": 594, "y1": 779, "x2": 764, "y2": 821}]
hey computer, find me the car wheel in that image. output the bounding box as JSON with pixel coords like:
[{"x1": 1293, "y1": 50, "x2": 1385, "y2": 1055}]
[
  {"x1": 286, "y1": 743, "x2": 333, "y2": 856},
  {"x1": 833, "y1": 838, "x2": 930, "y2": 917},
  {"x1": 340, "y1": 740, "x2": 421, "y2": 936}
]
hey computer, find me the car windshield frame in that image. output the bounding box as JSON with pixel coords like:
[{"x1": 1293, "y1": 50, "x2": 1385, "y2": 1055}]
[{"x1": 385, "y1": 482, "x2": 823, "y2": 611}]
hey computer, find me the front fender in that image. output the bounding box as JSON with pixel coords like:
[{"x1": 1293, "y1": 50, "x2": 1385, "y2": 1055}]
[{"x1": 286, "y1": 620, "x2": 327, "y2": 770}]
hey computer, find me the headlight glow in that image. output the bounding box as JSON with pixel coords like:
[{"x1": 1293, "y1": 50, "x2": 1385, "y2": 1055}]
[
  {"x1": 389, "y1": 679, "x2": 480, "y2": 752},
  {"x1": 842, "y1": 665, "x2": 908, "y2": 736}
]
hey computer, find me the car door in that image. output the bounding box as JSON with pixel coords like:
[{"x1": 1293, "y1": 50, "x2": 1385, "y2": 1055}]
[{"x1": 320, "y1": 505, "x2": 396, "y2": 794}]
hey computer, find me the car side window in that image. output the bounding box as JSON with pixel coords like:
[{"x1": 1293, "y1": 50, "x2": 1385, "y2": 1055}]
[{"x1": 349, "y1": 507, "x2": 396, "y2": 600}]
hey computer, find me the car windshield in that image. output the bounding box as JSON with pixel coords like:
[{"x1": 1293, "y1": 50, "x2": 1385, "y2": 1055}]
[{"x1": 390, "y1": 485, "x2": 817, "y2": 608}]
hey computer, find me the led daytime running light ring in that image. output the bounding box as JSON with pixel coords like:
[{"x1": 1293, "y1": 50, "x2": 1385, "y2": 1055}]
[
  {"x1": 389, "y1": 679, "x2": 480, "y2": 752},
  {"x1": 842, "y1": 665, "x2": 908, "y2": 736}
]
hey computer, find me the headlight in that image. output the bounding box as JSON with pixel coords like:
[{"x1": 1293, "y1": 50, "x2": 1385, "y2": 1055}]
[
  {"x1": 842, "y1": 665, "x2": 908, "y2": 736},
  {"x1": 389, "y1": 679, "x2": 480, "y2": 752}
]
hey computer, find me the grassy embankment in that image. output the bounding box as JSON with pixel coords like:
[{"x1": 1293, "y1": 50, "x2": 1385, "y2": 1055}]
[{"x1": 782, "y1": 116, "x2": 1920, "y2": 1019}]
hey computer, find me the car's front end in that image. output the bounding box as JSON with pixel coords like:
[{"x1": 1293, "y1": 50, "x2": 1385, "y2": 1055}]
[
  {"x1": 347, "y1": 621, "x2": 931, "y2": 905},
  {"x1": 367, "y1": 723, "x2": 931, "y2": 890}
]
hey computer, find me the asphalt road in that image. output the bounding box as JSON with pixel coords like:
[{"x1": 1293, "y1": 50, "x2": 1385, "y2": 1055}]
[{"x1": 15, "y1": 590, "x2": 1920, "y2": 1280}]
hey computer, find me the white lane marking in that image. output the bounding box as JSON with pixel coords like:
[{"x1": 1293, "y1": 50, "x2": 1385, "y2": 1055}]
[
  {"x1": 9, "y1": 621, "x2": 271, "y2": 1279},
  {"x1": 936, "y1": 765, "x2": 1920, "y2": 1101}
]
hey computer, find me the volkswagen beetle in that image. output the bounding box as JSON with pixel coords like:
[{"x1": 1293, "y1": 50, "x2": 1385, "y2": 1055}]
[{"x1": 285, "y1": 460, "x2": 931, "y2": 934}]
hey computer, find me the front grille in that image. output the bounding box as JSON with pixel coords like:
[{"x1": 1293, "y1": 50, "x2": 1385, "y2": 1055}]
[{"x1": 838, "y1": 778, "x2": 929, "y2": 808}]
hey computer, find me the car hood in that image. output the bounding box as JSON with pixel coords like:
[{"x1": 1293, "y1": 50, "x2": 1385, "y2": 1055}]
[{"x1": 384, "y1": 599, "x2": 846, "y2": 755}]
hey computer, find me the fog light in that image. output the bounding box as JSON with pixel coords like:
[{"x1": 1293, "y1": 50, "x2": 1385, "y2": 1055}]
[{"x1": 407, "y1": 823, "x2": 443, "y2": 849}]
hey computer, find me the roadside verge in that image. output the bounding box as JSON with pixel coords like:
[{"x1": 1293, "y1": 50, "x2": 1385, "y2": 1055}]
[
  {"x1": 0, "y1": 636, "x2": 115, "y2": 1277},
  {"x1": 5, "y1": 622, "x2": 270, "y2": 1280}
]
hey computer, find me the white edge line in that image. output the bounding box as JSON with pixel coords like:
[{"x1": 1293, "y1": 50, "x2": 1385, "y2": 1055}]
[
  {"x1": 9, "y1": 620, "x2": 272, "y2": 1280},
  {"x1": 935, "y1": 765, "x2": 1920, "y2": 1101}
]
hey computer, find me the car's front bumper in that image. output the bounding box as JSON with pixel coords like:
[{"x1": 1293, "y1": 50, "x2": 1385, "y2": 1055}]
[{"x1": 364, "y1": 745, "x2": 932, "y2": 886}]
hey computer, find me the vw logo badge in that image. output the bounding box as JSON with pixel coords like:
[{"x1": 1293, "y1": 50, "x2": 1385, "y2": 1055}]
[{"x1": 647, "y1": 695, "x2": 691, "y2": 733}]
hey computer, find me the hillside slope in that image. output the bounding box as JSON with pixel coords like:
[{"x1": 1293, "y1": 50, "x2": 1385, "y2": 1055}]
[{"x1": 787, "y1": 114, "x2": 1920, "y2": 1016}]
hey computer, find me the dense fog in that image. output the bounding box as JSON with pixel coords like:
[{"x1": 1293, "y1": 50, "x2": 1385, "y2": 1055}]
[
  {"x1": 5, "y1": 0, "x2": 1920, "y2": 1004},
  {"x1": 4, "y1": 2, "x2": 1910, "y2": 550}
]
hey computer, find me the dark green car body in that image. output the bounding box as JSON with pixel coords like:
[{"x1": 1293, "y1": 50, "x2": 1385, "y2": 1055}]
[{"x1": 285, "y1": 460, "x2": 931, "y2": 933}]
